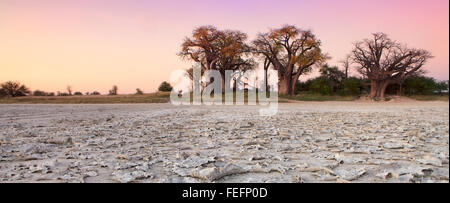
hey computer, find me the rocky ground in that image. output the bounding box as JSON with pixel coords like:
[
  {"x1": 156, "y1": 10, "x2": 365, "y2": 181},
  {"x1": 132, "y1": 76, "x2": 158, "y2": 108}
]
[{"x1": 0, "y1": 101, "x2": 448, "y2": 183}]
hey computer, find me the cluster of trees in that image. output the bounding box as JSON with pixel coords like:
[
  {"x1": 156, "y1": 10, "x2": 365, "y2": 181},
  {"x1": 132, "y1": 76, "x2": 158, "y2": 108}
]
[
  {"x1": 295, "y1": 64, "x2": 365, "y2": 96},
  {"x1": 0, "y1": 80, "x2": 175, "y2": 98},
  {"x1": 180, "y1": 25, "x2": 437, "y2": 99},
  {"x1": 296, "y1": 68, "x2": 448, "y2": 96},
  {"x1": 0, "y1": 81, "x2": 118, "y2": 98},
  {"x1": 393, "y1": 76, "x2": 448, "y2": 95},
  {"x1": 0, "y1": 25, "x2": 444, "y2": 100},
  {"x1": 180, "y1": 25, "x2": 326, "y2": 95}
]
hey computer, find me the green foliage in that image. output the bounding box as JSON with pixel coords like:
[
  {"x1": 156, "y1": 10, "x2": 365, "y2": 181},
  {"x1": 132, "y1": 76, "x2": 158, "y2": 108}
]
[
  {"x1": 158, "y1": 81, "x2": 173, "y2": 92},
  {"x1": 435, "y1": 80, "x2": 449, "y2": 94},
  {"x1": 339, "y1": 77, "x2": 362, "y2": 96},
  {"x1": 403, "y1": 76, "x2": 437, "y2": 95},
  {"x1": 320, "y1": 64, "x2": 345, "y2": 92},
  {"x1": 295, "y1": 65, "x2": 364, "y2": 96},
  {"x1": 309, "y1": 76, "x2": 333, "y2": 95}
]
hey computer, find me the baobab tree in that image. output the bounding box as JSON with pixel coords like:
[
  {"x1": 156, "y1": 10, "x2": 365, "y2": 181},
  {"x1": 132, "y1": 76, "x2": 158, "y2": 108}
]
[
  {"x1": 109, "y1": 85, "x2": 118, "y2": 95},
  {"x1": 252, "y1": 25, "x2": 327, "y2": 95},
  {"x1": 0, "y1": 81, "x2": 31, "y2": 97},
  {"x1": 179, "y1": 25, "x2": 253, "y2": 92},
  {"x1": 351, "y1": 33, "x2": 433, "y2": 99},
  {"x1": 67, "y1": 86, "x2": 72, "y2": 96},
  {"x1": 340, "y1": 54, "x2": 352, "y2": 79}
]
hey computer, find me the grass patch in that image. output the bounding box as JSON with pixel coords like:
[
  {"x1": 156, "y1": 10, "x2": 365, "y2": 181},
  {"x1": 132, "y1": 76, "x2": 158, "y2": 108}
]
[
  {"x1": 0, "y1": 91, "x2": 364, "y2": 104},
  {"x1": 0, "y1": 92, "x2": 171, "y2": 104},
  {"x1": 408, "y1": 94, "x2": 449, "y2": 101},
  {"x1": 280, "y1": 93, "x2": 358, "y2": 101}
]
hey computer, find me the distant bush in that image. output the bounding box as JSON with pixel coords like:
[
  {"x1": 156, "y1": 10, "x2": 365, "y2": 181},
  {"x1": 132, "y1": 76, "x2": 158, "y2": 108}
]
[
  {"x1": 57, "y1": 92, "x2": 70, "y2": 96},
  {"x1": 109, "y1": 85, "x2": 118, "y2": 95},
  {"x1": 135, "y1": 88, "x2": 144, "y2": 95},
  {"x1": 33, "y1": 90, "x2": 47, "y2": 96},
  {"x1": 32, "y1": 90, "x2": 55, "y2": 96},
  {"x1": 73, "y1": 92, "x2": 83, "y2": 96},
  {"x1": 158, "y1": 81, "x2": 173, "y2": 92},
  {"x1": 91, "y1": 91, "x2": 101, "y2": 95}
]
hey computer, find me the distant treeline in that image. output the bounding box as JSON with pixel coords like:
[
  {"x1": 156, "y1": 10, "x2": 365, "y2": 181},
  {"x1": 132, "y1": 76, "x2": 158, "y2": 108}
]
[{"x1": 0, "y1": 81, "x2": 174, "y2": 98}]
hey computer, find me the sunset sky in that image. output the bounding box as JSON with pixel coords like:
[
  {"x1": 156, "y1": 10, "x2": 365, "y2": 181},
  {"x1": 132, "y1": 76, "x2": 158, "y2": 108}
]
[{"x1": 1, "y1": 0, "x2": 448, "y2": 94}]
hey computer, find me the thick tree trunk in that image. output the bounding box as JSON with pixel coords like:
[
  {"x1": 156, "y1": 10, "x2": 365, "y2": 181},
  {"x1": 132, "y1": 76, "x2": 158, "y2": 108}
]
[
  {"x1": 290, "y1": 80, "x2": 296, "y2": 96},
  {"x1": 379, "y1": 80, "x2": 390, "y2": 99},
  {"x1": 279, "y1": 78, "x2": 290, "y2": 95},
  {"x1": 370, "y1": 80, "x2": 390, "y2": 99},
  {"x1": 370, "y1": 80, "x2": 378, "y2": 99},
  {"x1": 290, "y1": 76, "x2": 300, "y2": 96}
]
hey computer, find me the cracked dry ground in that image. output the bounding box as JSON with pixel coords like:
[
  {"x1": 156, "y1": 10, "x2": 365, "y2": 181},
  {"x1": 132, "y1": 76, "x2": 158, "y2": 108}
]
[{"x1": 0, "y1": 102, "x2": 448, "y2": 183}]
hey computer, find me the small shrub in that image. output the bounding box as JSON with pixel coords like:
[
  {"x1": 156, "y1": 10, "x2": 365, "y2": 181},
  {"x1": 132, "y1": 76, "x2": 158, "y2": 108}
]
[
  {"x1": 57, "y1": 92, "x2": 70, "y2": 96},
  {"x1": 158, "y1": 81, "x2": 173, "y2": 92},
  {"x1": 33, "y1": 90, "x2": 47, "y2": 96},
  {"x1": 135, "y1": 88, "x2": 144, "y2": 95},
  {"x1": 73, "y1": 92, "x2": 83, "y2": 96},
  {"x1": 109, "y1": 85, "x2": 118, "y2": 95}
]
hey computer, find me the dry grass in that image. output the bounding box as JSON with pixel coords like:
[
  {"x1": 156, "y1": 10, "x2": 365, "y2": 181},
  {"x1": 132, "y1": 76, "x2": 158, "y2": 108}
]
[
  {"x1": 408, "y1": 94, "x2": 449, "y2": 101},
  {"x1": 2, "y1": 92, "x2": 447, "y2": 104},
  {"x1": 0, "y1": 92, "x2": 171, "y2": 104},
  {"x1": 280, "y1": 93, "x2": 359, "y2": 101}
]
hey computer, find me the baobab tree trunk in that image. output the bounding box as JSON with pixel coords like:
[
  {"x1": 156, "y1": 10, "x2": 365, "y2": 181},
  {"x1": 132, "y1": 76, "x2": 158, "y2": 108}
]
[
  {"x1": 370, "y1": 80, "x2": 379, "y2": 99},
  {"x1": 279, "y1": 78, "x2": 291, "y2": 95},
  {"x1": 379, "y1": 80, "x2": 390, "y2": 99},
  {"x1": 370, "y1": 79, "x2": 390, "y2": 99},
  {"x1": 290, "y1": 80, "x2": 297, "y2": 96}
]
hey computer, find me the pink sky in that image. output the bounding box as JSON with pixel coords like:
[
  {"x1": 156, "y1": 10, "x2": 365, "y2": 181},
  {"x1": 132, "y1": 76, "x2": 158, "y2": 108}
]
[{"x1": 0, "y1": 0, "x2": 448, "y2": 94}]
